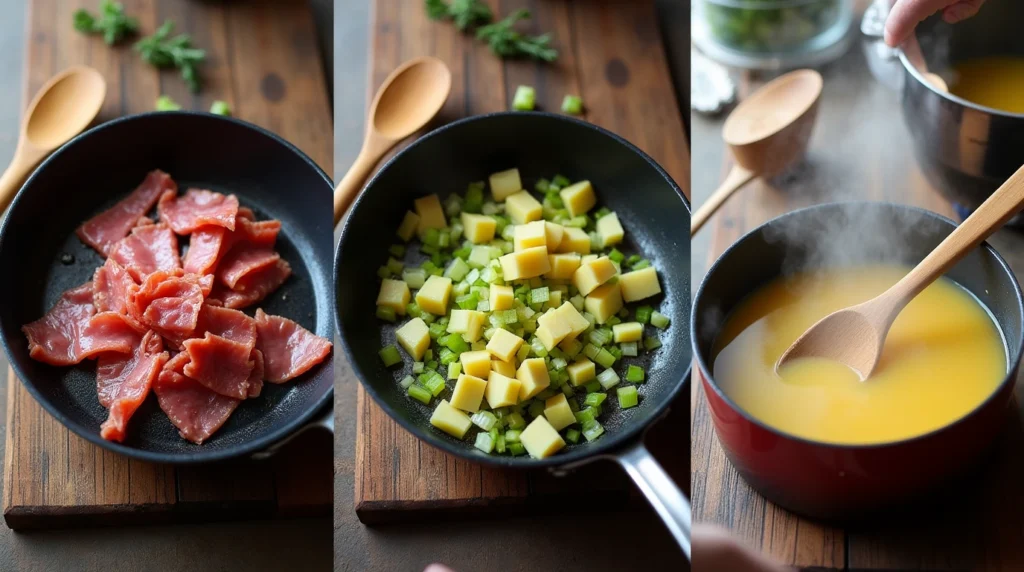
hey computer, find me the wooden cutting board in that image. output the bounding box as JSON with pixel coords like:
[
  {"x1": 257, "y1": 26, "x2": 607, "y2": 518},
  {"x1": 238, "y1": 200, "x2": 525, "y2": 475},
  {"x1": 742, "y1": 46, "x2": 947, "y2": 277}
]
[
  {"x1": 2, "y1": 0, "x2": 333, "y2": 530},
  {"x1": 352, "y1": 0, "x2": 691, "y2": 523}
]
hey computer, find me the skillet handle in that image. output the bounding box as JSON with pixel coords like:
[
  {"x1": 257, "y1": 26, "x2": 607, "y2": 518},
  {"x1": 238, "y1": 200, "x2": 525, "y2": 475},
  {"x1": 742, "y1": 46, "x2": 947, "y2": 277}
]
[
  {"x1": 614, "y1": 441, "x2": 692, "y2": 560},
  {"x1": 250, "y1": 407, "x2": 334, "y2": 461}
]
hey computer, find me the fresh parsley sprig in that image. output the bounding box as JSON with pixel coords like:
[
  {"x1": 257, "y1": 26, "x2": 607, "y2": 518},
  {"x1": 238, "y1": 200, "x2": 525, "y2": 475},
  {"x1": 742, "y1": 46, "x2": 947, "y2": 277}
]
[
  {"x1": 426, "y1": 0, "x2": 493, "y2": 31},
  {"x1": 134, "y1": 21, "x2": 206, "y2": 93},
  {"x1": 476, "y1": 9, "x2": 557, "y2": 62},
  {"x1": 73, "y1": 0, "x2": 139, "y2": 45}
]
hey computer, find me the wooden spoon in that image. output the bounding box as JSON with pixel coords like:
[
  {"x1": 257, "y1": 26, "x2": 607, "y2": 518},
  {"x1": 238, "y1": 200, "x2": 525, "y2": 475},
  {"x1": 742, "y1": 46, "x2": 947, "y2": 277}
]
[
  {"x1": 0, "y1": 66, "x2": 106, "y2": 212},
  {"x1": 691, "y1": 69, "x2": 822, "y2": 235},
  {"x1": 778, "y1": 162, "x2": 1024, "y2": 380},
  {"x1": 333, "y1": 57, "x2": 452, "y2": 224}
]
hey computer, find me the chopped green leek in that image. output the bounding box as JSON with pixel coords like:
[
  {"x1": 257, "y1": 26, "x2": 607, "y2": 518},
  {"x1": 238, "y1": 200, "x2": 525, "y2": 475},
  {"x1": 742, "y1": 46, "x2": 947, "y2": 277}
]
[
  {"x1": 509, "y1": 442, "x2": 526, "y2": 456},
  {"x1": 625, "y1": 365, "x2": 645, "y2": 383},
  {"x1": 596, "y1": 368, "x2": 620, "y2": 390},
  {"x1": 581, "y1": 419, "x2": 605, "y2": 442},
  {"x1": 594, "y1": 348, "x2": 616, "y2": 368},
  {"x1": 505, "y1": 412, "x2": 527, "y2": 430},
  {"x1": 584, "y1": 392, "x2": 607, "y2": 408},
  {"x1": 565, "y1": 428, "x2": 581, "y2": 444},
  {"x1": 399, "y1": 375, "x2": 416, "y2": 388},
  {"x1": 650, "y1": 311, "x2": 670, "y2": 329},
  {"x1": 376, "y1": 306, "x2": 397, "y2": 322},
  {"x1": 552, "y1": 174, "x2": 570, "y2": 187},
  {"x1": 512, "y1": 85, "x2": 536, "y2": 111},
  {"x1": 561, "y1": 94, "x2": 583, "y2": 115},
  {"x1": 471, "y1": 410, "x2": 498, "y2": 431},
  {"x1": 408, "y1": 384, "x2": 432, "y2": 405},
  {"x1": 423, "y1": 372, "x2": 447, "y2": 396},
  {"x1": 379, "y1": 346, "x2": 402, "y2": 367},
  {"x1": 620, "y1": 342, "x2": 638, "y2": 357},
  {"x1": 474, "y1": 431, "x2": 495, "y2": 453},
  {"x1": 643, "y1": 336, "x2": 662, "y2": 351},
  {"x1": 635, "y1": 306, "x2": 653, "y2": 324},
  {"x1": 617, "y1": 385, "x2": 638, "y2": 409}
]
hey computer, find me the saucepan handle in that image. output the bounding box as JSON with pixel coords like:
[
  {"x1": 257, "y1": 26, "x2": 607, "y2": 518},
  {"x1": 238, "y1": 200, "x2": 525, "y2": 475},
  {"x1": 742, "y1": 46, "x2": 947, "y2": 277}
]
[
  {"x1": 251, "y1": 407, "x2": 334, "y2": 461},
  {"x1": 613, "y1": 441, "x2": 692, "y2": 559}
]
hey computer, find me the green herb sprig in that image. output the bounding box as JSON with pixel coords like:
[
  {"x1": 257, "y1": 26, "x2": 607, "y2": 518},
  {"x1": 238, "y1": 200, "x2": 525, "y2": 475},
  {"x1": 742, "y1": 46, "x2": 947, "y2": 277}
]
[
  {"x1": 73, "y1": 0, "x2": 138, "y2": 45},
  {"x1": 476, "y1": 10, "x2": 557, "y2": 62},
  {"x1": 426, "y1": 0, "x2": 493, "y2": 31},
  {"x1": 134, "y1": 21, "x2": 206, "y2": 93}
]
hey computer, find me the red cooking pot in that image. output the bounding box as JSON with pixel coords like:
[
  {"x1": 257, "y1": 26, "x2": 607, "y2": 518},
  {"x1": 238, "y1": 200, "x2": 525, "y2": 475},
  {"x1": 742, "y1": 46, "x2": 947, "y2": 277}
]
[{"x1": 691, "y1": 202, "x2": 1024, "y2": 519}]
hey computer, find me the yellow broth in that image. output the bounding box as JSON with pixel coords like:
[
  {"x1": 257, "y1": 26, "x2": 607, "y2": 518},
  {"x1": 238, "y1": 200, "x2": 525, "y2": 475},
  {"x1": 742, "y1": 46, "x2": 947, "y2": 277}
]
[{"x1": 950, "y1": 56, "x2": 1024, "y2": 114}]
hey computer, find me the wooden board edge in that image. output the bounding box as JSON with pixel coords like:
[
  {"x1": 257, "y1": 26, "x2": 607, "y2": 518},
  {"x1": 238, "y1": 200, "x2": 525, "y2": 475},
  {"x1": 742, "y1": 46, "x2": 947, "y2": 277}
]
[{"x1": 2, "y1": 369, "x2": 16, "y2": 518}]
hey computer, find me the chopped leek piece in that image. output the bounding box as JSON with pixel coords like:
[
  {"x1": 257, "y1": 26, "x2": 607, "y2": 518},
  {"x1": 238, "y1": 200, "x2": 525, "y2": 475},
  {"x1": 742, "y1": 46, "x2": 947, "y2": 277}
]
[
  {"x1": 650, "y1": 311, "x2": 670, "y2": 329},
  {"x1": 635, "y1": 305, "x2": 654, "y2": 324},
  {"x1": 399, "y1": 375, "x2": 416, "y2": 389},
  {"x1": 412, "y1": 361, "x2": 425, "y2": 374},
  {"x1": 376, "y1": 306, "x2": 397, "y2": 322},
  {"x1": 608, "y1": 248, "x2": 625, "y2": 263},
  {"x1": 565, "y1": 428, "x2": 581, "y2": 443},
  {"x1": 583, "y1": 380, "x2": 601, "y2": 393},
  {"x1": 643, "y1": 336, "x2": 662, "y2": 351},
  {"x1": 509, "y1": 442, "x2": 527, "y2": 456},
  {"x1": 505, "y1": 412, "x2": 527, "y2": 430},
  {"x1": 596, "y1": 368, "x2": 620, "y2": 390},
  {"x1": 552, "y1": 174, "x2": 570, "y2": 187},
  {"x1": 474, "y1": 431, "x2": 495, "y2": 453},
  {"x1": 379, "y1": 346, "x2": 402, "y2": 367},
  {"x1": 512, "y1": 85, "x2": 536, "y2": 111},
  {"x1": 574, "y1": 407, "x2": 597, "y2": 425},
  {"x1": 530, "y1": 286, "x2": 550, "y2": 304},
  {"x1": 625, "y1": 365, "x2": 645, "y2": 383},
  {"x1": 423, "y1": 372, "x2": 447, "y2": 396},
  {"x1": 617, "y1": 385, "x2": 639, "y2": 408},
  {"x1": 584, "y1": 392, "x2": 607, "y2": 407},
  {"x1": 632, "y1": 259, "x2": 651, "y2": 270},
  {"x1": 408, "y1": 384, "x2": 432, "y2": 405},
  {"x1": 505, "y1": 429, "x2": 522, "y2": 443},
  {"x1": 620, "y1": 341, "x2": 638, "y2": 357},
  {"x1": 581, "y1": 419, "x2": 605, "y2": 441},
  {"x1": 402, "y1": 268, "x2": 427, "y2": 289},
  {"x1": 594, "y1": 348, "x2": 616, "y2": 369},
  {"x1": 561, "y1": 94, "x2": 583, "y2": 115},
  {"x1": 471, "y1": 410, "x2": 498, "y2": 431},
  {"x1": 448, "y1": 362, "x2": 462, "y2": 379}
]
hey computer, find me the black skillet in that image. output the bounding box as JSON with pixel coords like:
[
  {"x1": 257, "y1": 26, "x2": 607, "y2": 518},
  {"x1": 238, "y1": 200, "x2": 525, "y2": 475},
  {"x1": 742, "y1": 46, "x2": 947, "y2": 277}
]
[
  {"x1": 0, "y1": 112, "x2": 334, "y2": 464},
  {"x1": 335, "y1": 112, "x2": 692, "y2": 555}
]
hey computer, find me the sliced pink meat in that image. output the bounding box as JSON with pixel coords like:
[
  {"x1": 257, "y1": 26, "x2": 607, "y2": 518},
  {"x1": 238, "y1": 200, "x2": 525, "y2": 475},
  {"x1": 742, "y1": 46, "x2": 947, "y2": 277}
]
[
  {"x1": 235, "y1": 218, "x2": 281, "y2": 249},
  {"x1": 182, "y1": 333, "x2": 255, "y2": 400},
  {"x1": 78, "y1": 312, "x2": 142, "y2": 359},
  {"x1": 92, "y1": 258, "x2": 137, "y2": 314},
  {"x1": 217, "y1": 246, "x2": 281, "y2": 290},
  {"x1": 208, "y1": 259, "x2": 291, "y2": 309},
  {"x1": 246, "y1": 349, "x2": 264, "y2": 398},
  {"x1": 182, "y1": 226, "x2": 226, "y2": 275},
  {"x1": 76, "y1": 171, "x2": 176, "y2": 256},
  {"x1": 254, "y1": 309, "x2": 332, "y2": 383},
  {"x1": 22, "y1": 283, "x2": 96, "y2": 366},
  {"x1": 196, "y1": 304, "x2": 257, "y2": 348},
  {"x1": 129, "y1": 270, "x2": 205, "y2": 343},
  {"x1": 98, "y1": 331, "x2": 168, "y2": 442},
  {"x1": 154, "y1": 352, "x2": 240, "y2": 445},
  {"x1": 158, "y1": 189, "x2": 239, "y2": 234},
  {"x1": 108, "y1": 224, "x2": 181, "y2": 282}
]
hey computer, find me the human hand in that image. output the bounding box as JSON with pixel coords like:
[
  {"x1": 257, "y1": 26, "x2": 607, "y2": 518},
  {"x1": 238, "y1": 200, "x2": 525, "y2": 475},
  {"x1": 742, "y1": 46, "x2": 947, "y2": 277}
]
[
  {"x1": 884, "y1": 0, "x2": 986, "y2": 47},
  {"x1": 692, "y1": 524, "x2": 793, "y2": 571}
]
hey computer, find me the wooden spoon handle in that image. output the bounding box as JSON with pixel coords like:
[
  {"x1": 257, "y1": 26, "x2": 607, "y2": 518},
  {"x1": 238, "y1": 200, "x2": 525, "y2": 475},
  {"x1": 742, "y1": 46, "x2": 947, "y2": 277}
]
[
  {"x1": 333, "y1": 134, "x2": 394, "y2": 226},
  {"x1": 690, "y1": 164, "x2": 757, "y2": 236},
  {"x1": 892, "y1": 162, "x2": 1024, "y2": 304},
  {"x1": 0, "y1": 147, "x2": 38, "y2": 214}
]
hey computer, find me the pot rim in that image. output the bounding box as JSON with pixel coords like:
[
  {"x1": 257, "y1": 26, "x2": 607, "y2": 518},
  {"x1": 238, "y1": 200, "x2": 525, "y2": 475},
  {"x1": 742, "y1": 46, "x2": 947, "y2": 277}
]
[
  {"x1": 898, "y1": 49, "x2": 1024, "y2": 119},
  {"x1": 691, "y1": 201, "x2": 1024, "y2": 450}
]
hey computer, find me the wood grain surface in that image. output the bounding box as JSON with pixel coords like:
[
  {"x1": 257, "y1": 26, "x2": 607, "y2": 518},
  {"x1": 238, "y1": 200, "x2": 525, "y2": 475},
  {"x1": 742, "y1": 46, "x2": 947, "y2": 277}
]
[
  {"x1": 353, "y1": 0, "x2": 690, "y2": 522},
  {"x1": 690, "y1": 24, "x2": 1024, "y2": 571},
  {"x1": 3, "y1": 0, "x2": 332, "y2": 530}
]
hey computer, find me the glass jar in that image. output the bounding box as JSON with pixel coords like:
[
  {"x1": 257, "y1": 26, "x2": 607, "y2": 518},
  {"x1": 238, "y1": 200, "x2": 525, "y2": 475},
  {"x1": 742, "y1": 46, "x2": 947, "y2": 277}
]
[{"x1": 693, "y1": 0, "x2": 855, "y2": 69}]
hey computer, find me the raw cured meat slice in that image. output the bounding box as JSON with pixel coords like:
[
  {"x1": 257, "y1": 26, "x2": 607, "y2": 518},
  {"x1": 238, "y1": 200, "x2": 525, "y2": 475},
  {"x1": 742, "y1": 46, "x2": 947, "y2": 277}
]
[
  {"x1": 235, "y1": 218, "x2": 281, "y2": 248},
  {"x1": 22, "y1": 282, "x2": 96, "y2": 366},
  {"x1": 182, "y1": 226, "x2": 226, "y2": 275},
  {"x1": 154, "y1": 352, "x2": 240, "y2": 444},
  {"x1": 78, "y1": 312, "x2": 141, "y2": 359},
  {"x1": 92, "y1": 258, "x2": 136, "y2": 314},
  {"x1": 208, "y1": 259, "x2": 291, "y2": 309},
  {"x1": 217, "y1": 246, "x2": 280, "y2": 290},
  {"x1": 158, "y1": 189, "x2": 239, "y2": 234},
  {"x1": 254, "y1": 309, "x2": 332, "y2": 383},
  {"x1": 246, "y1": 349, "x2": 264, "y2": 398},
  {"x1": 129, "y1": 270, "x2": 205, "y2": 342},
  {"x1": 182, "y1": 333, "x2": 255, "y2": 400},
  {"x1": 98, "y1": 330, "x2": 168, "y2": 442},
  {"x1": 76, "y1": 170, "x2": 176, "y2": 256},
  {"x1": 109, "y1": 223, "x2": 181, "y2": 282},
  {"x1": 196, "y1": 304, "x2": 257, "y2": 348}
]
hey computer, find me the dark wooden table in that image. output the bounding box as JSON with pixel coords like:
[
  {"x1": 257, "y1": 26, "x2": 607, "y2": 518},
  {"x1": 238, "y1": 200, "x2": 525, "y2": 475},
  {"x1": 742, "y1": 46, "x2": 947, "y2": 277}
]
[
  {"x1": 0, "y1": 0, "x2": 333, "y2": 569},
  {"x1": 333, "y1": 1, "x2": 691, "y2": 570},
  {"x1": 691, "y1": 9, "x2": 1024, "y2": 571}
]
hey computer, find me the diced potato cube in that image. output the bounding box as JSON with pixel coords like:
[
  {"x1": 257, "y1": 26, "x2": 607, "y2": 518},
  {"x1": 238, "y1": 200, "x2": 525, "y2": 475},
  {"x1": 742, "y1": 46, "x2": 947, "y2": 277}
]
[
  {"x1": 582, "y1": 254, "x2": 598, "y2": 265},
  {"x1": 376, "y1": 279, "x2": 410, "y2": 315},
  {"x1": 567, "y1": 358, "x2": 597, "y2": 386},
  {"x1": 557, "y1": 227, "x2": 591, "y2": 254},
  {"x1": 517, "y1": 357, "x2": 551, "y2": 400},
  {"x1": 460, "y1": 350, "x2": 492, "y2": 378},
  {"x1": 447, "y1": 309, "x2": 486, "y2": 342},
  {"x1": 555, "y1": 301, "x2": 589, "y2": 337},
  {"x1": 487, "y1": 328, "x2": 524, "y2": 363},
  {"x1": 505, "y1": 191, "x2": 543, "y2": 224},
  {"x1": 430, "y1": 399, "x2": 472, "y2": 439},
  {"x1": 612, "y1": 321, "x2": 644, "y2": 343},
  {"x1": 450, "y1": 374, "x2": 488, "y2": 412},
  {"x1": 489, "y1": 168, "x2": 522, "y2": 201},
  {"x1": 513, "y1": 221, "x2": 547, "y2": 251},
  {"x1": 396, "y1": 318, "x2": 430, "y2": 360},
  {"x1": 520, "y1": 416, "x2": 566, "y2": 459},
  {"x1": 596, "y1": 212, "x2": 625, "y2": 247},
  {"x1": 559, "y1": 180, "x2": 596, "y2": 217},
  {"x1": 546, "y1": 253, "x2": 581, "y2": 280},
  {"x1": 619, "y1": 266, "x2": 663, "y2": 302},
  {"x1": 489, "y1": 284, "x2": 514, "y2": 311},
  {"x1": 397, "y1": 211, "x2": 420, "y2": 242},
  {"x1": 572, "y1": 256, "x2": 617, "y2": 296},
  {"x1": 544, "y1": 393, "x2": 576, "y2": 431},
  {"x1": 415, "y1": 275, "x2": 453, "y2": 315},
  {"x1": 485, "y1": 371, "x2": 521, "y2": 408},
  {"x1": 491, "y1": 359, "x2": 516, "y2": 378},
  {"x1": 548, "y1": 290, "x2": 563, "y2": 308},
  {"x1": 499, "y1": 246, "x2": 551, "y2": 280},
  {"x1": 585, "y1": 282, "x2": 623, "y2": 324},
  {"x1": 461, "y1": 212, "x2": 497, "y2": 244},
  {"x1": 414, "y1": 194, "x2": 448, "y2": 233},
  {"x1": 543, "y1": 222, "x2": 564, "y2": 251},
  {"x1": 536, "y1": 308, "x2": 573, "y2": 351}
]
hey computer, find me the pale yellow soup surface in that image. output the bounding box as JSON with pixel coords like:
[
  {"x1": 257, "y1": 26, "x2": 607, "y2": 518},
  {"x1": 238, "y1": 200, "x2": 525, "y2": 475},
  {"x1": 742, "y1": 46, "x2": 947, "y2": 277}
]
[
  {"x1": 950, "y1": 56, "x2": 1024, "y2": 114},
  {"x1": 712, "y1": 265, "x2": 1006, "y2": 445}
]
